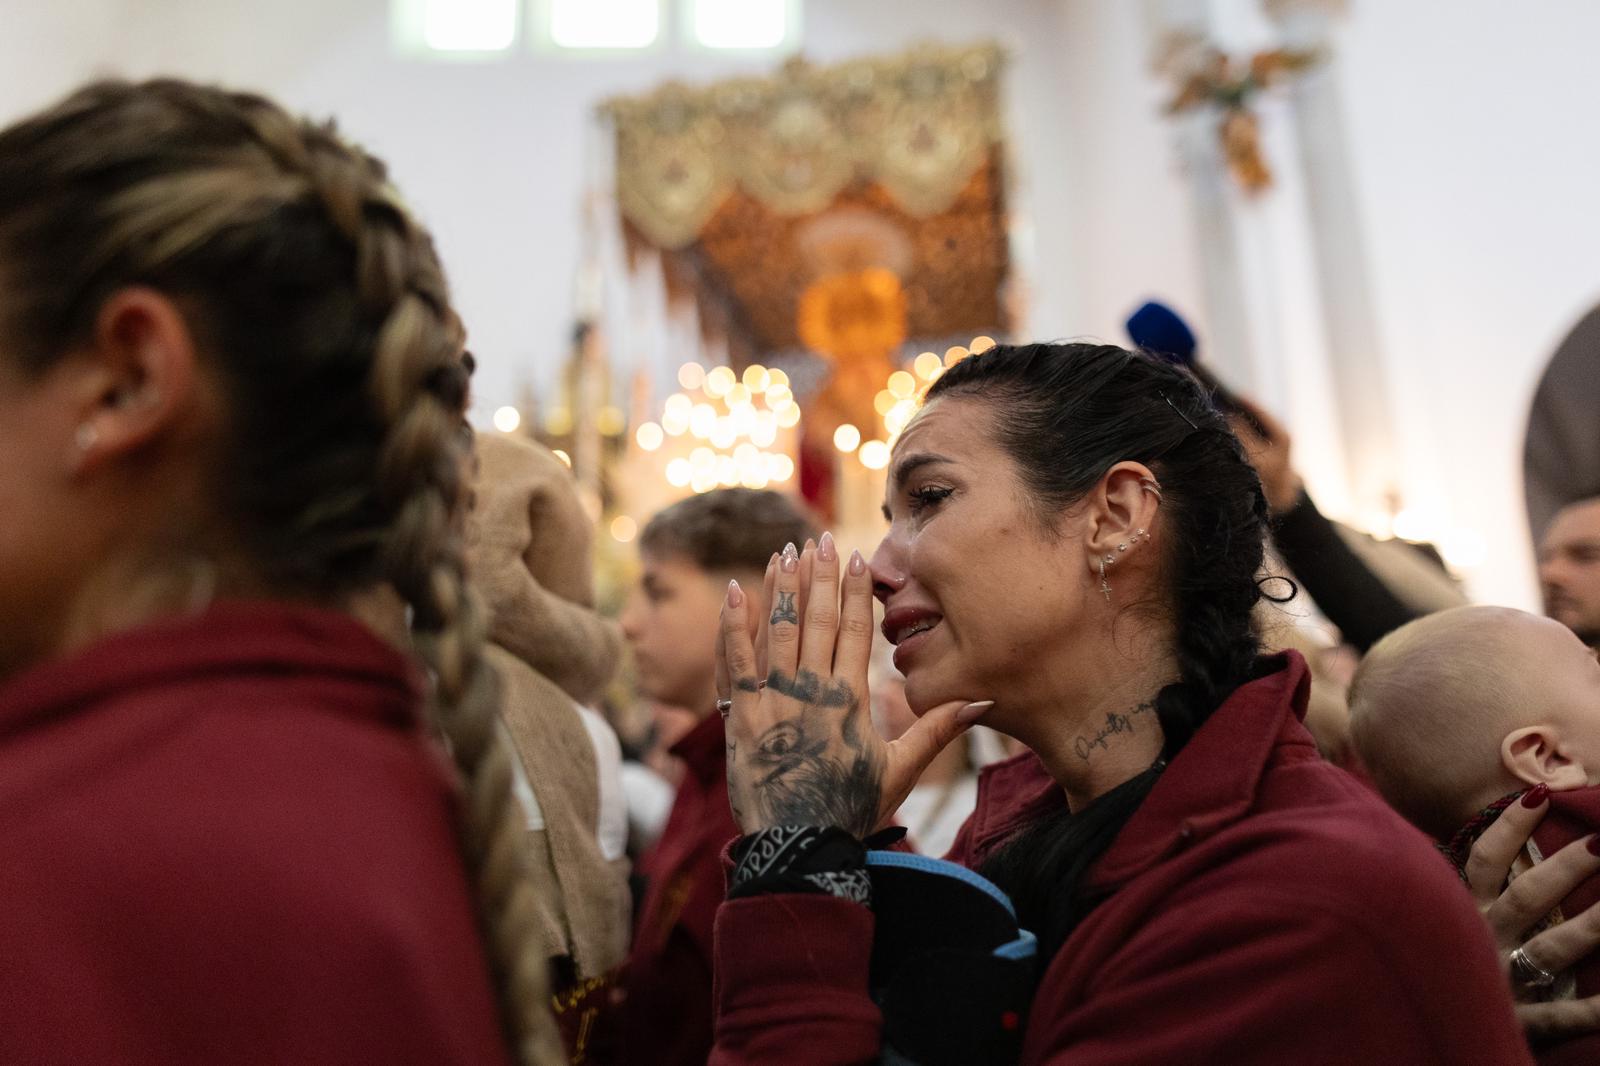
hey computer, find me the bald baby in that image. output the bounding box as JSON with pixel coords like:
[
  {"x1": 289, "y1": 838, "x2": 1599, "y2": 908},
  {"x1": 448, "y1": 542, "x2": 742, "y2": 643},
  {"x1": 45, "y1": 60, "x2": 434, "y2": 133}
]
[{"x1": 1350, "y1": 605, "x2": 1600, "y2": 840}]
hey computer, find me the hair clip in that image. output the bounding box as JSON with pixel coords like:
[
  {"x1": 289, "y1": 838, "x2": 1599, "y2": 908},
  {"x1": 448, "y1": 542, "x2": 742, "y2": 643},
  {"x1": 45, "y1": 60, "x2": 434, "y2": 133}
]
[{"x1": 1161, "y1": 392, "x2": 1200, "y2": 431}]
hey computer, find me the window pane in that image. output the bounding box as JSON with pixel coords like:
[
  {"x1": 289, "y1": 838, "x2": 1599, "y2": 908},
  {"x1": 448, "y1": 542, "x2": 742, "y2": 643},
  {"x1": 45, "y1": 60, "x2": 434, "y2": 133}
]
[
  {"x1": 551, "y1": 0, "x2": 660, "y2": 49},
  {"x1": 423, "y1": 0, "x2": 518, "y2": 50},
  {"x1": 693, "y1": 0, "x2": 788, "y2": 49}
]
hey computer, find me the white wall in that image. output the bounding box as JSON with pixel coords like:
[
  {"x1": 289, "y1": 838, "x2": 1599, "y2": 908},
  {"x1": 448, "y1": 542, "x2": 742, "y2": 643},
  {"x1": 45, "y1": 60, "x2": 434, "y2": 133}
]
[
  {"x1": 1330, "y1": 0, "x2": 1600, "y2": 606},
  {"x1": 4, "y1": 0, "x2": 1597, "y2": 606}
]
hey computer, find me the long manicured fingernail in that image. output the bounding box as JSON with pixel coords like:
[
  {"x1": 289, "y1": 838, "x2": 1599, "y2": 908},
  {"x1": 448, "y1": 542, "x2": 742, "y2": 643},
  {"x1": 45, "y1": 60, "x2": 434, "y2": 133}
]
[
  {"x1": 848, "y1": 549, "x2": 866, "y2": 576},
  {"x1": 727, "y1": 579, "x2": 744, "y2": 607},
  {"x1": 1588, "y1": 835, "x2": 1600, "y2": 857},
  {"x1": 781, "y1": 542, "x2": 799, "y2": 572},
  {"x1": 956, "y1": 700, "x2": 994, "y2": 725},
  {"x1": 1522, "y1": 783, "x2": 1550, "y2": 808},
  {"x1": 818, "y1": 531, "x2": 837, "y2": 562},
  {"x1": 804, "y1": 537, "x2": 816, "y2": 554}
]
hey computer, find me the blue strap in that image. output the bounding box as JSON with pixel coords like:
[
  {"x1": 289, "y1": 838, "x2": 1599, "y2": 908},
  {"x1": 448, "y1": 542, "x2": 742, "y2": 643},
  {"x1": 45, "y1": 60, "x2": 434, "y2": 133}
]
[
  {"x1": 992, "y1": 928, "x2": 1037, "y2": 961},
  {"x1": 865, "y1": 850, "x2": 1018, "y2": 920}
]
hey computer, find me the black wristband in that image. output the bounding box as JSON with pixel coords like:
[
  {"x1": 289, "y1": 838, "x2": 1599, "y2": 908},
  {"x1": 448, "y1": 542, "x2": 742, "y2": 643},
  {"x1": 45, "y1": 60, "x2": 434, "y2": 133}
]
[{"x1": 728, "y1": 825, "x2": 871, "y2": 906}]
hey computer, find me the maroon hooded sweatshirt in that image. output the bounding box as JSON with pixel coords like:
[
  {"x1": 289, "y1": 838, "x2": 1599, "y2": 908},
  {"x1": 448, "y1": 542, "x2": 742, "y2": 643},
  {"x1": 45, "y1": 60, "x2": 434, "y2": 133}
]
[
  {"x1": 710, "y1": 653, "x2": 1534, "y2": 1065},
  {"x1": 0, "y1": 602, "x2": 513, "y2": 1066},
  {"x1": 620, "y1": 710, "x2": 739, "y2": 1066}
]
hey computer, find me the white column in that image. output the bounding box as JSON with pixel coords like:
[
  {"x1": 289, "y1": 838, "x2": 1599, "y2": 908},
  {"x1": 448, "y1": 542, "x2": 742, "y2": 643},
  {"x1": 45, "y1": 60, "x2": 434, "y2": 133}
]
[
  {"x1": 1170, "y1": 108, "x2": 1265, "y2": 395},
  {"x1": 1142, "y1": 0, "x2": 1262, "y2": 393},
  {"x1": 1264, "y1": 0, "x2": 1397, "y2": 519}
]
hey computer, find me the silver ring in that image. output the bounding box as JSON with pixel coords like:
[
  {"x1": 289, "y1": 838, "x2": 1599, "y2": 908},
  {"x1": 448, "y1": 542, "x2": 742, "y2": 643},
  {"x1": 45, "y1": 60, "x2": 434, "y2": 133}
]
[
  {"x1": 716, "y1": 698, "x2": 733, "y2": 717},
  {"x1": 1510, "y1": 946, "x2": 1557, "y2": 992}
]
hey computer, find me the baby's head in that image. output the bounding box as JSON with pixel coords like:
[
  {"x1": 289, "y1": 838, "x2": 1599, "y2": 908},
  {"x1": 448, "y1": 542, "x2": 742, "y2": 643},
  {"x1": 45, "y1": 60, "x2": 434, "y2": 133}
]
[{"x1": 1349, "y1": 605, "x2": 1600, "y2": 839}]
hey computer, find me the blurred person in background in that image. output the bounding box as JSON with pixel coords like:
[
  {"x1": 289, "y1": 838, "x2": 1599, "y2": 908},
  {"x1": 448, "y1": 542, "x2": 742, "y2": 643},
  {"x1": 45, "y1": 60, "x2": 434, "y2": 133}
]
[
  {"x1": 468, "y1": 430, "x2": 632, "y2": 1062},
  {"x1": 615, "y1": 487, "x2": 815, "y2": 1066},
  {"x1": 1540, "y1": 496, "x2": 1600, "y2": 650},
  {"x1": 0, "y1": 79, "x2": 561, "y2": 1064}
]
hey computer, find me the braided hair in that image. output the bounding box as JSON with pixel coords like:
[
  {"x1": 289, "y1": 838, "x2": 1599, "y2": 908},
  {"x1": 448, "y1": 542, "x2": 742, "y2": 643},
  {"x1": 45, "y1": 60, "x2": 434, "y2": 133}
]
[
  {"x1": 0, "y1": 79, "x2": 561, "y2": 1064},
  {"x1": 927, "y1": 343, "x2": 1272, "y2": 956}
]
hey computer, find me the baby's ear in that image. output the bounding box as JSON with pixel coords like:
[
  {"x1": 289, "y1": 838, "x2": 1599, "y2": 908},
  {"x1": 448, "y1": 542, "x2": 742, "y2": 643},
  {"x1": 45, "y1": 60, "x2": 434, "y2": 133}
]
[{"x1": 1502, "y1": 726, "x2": 1589, "y2": 790}]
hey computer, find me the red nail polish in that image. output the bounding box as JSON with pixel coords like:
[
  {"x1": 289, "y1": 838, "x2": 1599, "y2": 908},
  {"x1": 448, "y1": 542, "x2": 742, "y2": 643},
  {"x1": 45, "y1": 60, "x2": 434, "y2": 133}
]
[{"x1": 1522, "y1": 783, "x2": 1550, "y2": 808}]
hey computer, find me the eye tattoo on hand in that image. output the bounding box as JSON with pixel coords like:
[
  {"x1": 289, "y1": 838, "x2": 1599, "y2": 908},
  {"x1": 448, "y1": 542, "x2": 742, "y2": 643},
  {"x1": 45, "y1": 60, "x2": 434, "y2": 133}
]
[
  {"x1": 771, "y1": 590, "x2": 798, "y2": 626},
  {"x1": 739, "y1": 669, "x2": 884, "y2": 836}
]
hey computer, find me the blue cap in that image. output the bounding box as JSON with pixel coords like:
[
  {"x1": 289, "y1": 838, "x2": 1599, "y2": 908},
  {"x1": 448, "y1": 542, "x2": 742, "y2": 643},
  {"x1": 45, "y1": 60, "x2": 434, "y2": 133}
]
[{"x1": 1126, "y1": 300, "x2": 1197, "y2": 366}]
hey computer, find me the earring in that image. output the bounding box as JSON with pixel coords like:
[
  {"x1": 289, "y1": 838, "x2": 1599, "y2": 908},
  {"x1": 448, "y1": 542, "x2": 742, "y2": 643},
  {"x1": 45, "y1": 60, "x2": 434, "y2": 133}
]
[{"x1": 1100, "y1": 554, "x2": 1114, "y2": 602}]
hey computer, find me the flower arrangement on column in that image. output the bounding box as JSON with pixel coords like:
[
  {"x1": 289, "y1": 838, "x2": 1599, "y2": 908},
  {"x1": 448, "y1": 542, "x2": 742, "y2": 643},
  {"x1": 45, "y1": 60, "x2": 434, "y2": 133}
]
[{"x1": 1157, "y1": 32, "x2": 1321, "y2": 195}]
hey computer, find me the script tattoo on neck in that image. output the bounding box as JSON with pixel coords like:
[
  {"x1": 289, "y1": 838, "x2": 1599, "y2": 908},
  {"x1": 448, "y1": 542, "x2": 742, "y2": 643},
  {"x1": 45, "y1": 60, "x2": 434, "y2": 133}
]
[
  {"x1": 733, "y1": 667, "x2": 883, "y2": 837},
  {"x1": 1073, "y1": 700, "x2": 1158, "y2": 762},
  {"x1": 770, "y1": 591, "x2": 798, "y2": 626}
]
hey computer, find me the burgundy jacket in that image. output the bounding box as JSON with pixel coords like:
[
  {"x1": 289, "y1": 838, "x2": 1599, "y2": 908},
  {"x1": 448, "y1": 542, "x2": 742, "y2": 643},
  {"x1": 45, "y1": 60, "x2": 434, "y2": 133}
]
[
  {"x1": 710, "y1": 653, "x2": 1534, "y2": 1065},
  {"x1": 0, "y1": 602, "x2": 513, "y2": 1066},
  {"x1": 620, "y1": 711, "x2": 739, "y2": 1066}
]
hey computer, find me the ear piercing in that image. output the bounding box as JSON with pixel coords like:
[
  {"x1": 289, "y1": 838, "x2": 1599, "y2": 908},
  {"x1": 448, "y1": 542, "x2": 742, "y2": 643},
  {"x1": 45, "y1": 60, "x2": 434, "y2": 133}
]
[{"x1": 1100, "y1": 530, "x2": 1152, "y2": 604}]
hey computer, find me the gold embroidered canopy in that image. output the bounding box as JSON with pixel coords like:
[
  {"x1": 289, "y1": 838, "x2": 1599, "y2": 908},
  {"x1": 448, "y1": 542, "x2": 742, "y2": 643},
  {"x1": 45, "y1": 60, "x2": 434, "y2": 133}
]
[
  {"x1": 601, "y1": 42, "x2": 1012, "y2": 368},
  {"x1": 605, "y1": 42, "x2": 1006, "y2": 248},
  {"x1": 601, "y1": 40, "x2": 1011, "y2": 444}
]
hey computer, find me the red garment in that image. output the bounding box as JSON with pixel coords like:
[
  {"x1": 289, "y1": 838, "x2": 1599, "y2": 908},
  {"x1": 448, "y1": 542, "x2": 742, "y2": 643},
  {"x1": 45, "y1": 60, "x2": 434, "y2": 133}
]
[
  {"x1": 1527, "y1": 789, "x2": 1600, "y2": 1066},
  {"x1": 620, "y1": 711, "x2": 739, "y2": 1066},
  {"x1": 711, "y1": 653, "x2": 1533, "y2": 1065},
  {"x1": 0, "y1": 602, "x2": 513, "y2": 1066}
]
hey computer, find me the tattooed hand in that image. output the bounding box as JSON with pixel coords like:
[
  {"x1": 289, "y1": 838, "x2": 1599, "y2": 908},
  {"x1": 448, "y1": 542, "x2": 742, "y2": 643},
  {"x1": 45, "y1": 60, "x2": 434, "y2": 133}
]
[{"x1": 715, "y1": 533, "x2": 988, "y2": 839}]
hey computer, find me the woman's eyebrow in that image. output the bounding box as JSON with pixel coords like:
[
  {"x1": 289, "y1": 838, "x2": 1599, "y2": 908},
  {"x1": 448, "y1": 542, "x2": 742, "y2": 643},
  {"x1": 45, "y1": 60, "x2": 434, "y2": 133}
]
[{"x1": 889, "y1": 452, "x2": 952, "y2": 492}]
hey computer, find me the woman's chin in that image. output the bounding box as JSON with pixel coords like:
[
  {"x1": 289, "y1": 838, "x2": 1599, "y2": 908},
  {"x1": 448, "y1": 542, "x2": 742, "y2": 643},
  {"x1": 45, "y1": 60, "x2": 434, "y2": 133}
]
[{"x1": 902, "y1": 673, "x2": 953, "y2": 718}]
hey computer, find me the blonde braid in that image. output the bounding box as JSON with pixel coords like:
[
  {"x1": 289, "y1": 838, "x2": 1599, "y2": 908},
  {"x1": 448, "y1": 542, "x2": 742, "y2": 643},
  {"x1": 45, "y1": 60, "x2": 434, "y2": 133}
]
[{"x1": 243, "y1": 104, "x2": 565, "y2": 1066}]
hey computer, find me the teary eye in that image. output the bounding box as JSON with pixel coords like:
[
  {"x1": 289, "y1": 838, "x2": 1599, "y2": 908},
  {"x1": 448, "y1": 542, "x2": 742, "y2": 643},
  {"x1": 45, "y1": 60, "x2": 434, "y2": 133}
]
[{"x1": 908, "y1": 486, "x2": 953, "y2": 514}]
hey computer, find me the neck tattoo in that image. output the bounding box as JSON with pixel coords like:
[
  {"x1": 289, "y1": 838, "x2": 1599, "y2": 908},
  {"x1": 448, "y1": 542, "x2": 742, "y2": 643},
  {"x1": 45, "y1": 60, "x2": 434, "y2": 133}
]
[{"x1": 1073, "y1": 700, "x2": 1158, "y2": 762}]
